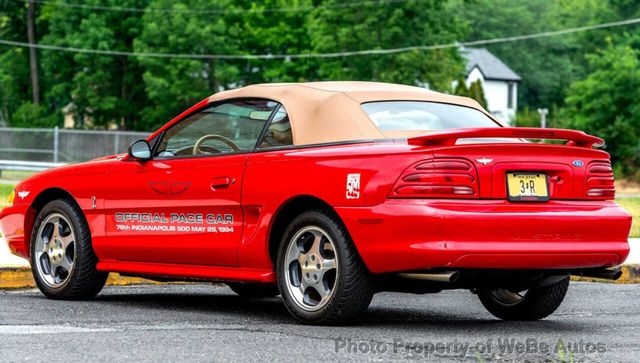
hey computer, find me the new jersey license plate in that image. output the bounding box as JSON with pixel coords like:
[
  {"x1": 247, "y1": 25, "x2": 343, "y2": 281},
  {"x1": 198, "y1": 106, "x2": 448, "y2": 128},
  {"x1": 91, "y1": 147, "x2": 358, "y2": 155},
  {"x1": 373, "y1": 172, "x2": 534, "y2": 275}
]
[{"x1": 506, "y1": 172, "x2": 549, "y2": 202}]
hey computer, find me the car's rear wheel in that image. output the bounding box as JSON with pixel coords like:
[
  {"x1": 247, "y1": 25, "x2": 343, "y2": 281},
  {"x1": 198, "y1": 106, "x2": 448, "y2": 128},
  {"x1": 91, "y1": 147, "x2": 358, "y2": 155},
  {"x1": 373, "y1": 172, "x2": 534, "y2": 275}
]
[
  {"x1": 31, "y1": 199, "x2": 108, "y2": 299},
  {"x1": 227, "y1": 282, "x2": 279, "y2": 298},
  {"x1": 477, "y1": 277, "x2": 570, "y2": 320},
  {"x1": 276, "y1": 210, "x2": 373, "y2": 324}
]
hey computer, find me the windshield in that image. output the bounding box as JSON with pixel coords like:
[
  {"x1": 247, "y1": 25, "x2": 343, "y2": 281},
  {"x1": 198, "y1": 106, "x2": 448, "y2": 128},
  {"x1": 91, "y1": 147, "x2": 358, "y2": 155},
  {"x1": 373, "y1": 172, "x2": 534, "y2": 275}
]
[{"x1": 361, "y1": 101, "x2": 500, "y2": 132}]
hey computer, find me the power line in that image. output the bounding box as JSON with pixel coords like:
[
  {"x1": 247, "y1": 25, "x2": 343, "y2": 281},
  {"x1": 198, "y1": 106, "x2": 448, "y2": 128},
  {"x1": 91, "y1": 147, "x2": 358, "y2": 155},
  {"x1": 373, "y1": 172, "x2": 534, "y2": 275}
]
[
  {"x1": 16, "y1": 0, "x2": 418, "y2": 14},
  {"x1": 1, "y1": 17, "x2": 639, "y2": 60}
]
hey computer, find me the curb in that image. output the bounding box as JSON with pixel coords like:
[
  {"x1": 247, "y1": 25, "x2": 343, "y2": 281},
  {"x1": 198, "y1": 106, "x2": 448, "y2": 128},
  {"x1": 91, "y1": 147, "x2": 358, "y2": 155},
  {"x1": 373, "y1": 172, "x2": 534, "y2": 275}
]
[
  {"x1": 2, "y1": 265, "x2": 639, "y2": 290},
  {"x1": 570, "y1": 265, "x2": 640, "y2": 284},
  {"x1": 0, "y1": 268, "x2": 34, "y2": 289},
  {"x1": 0, "y1": 269, "x2": 163, "y2": 289}
]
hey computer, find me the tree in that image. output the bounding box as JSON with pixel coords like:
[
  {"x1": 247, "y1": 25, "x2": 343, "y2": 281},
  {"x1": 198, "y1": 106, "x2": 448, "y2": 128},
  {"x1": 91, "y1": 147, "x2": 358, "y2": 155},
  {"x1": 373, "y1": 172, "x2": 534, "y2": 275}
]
[
  {"x1": 231, "y1": 0, "x2": 317, "y2": 84},
  {"x1": 453, "y1": 78, "x2": 487, "y2": 108},
  {"x1": 308, "y1": 0, "x2": 465, "y2": 91},
  {"x1": 562, "y1": 39, "x2": 640, "y2": 179},
  {"x1": 8, "y1": 0, "x2": 636, "y2": 136},
  {"x1": 26, "y1": 0, "x2": 40, "y2": 105},
  {"x1": 453, "y1": 0, "x2": 617, "y2": 110},
  {"x1": 514, "y1": 107, "x2": 540, "y2": 127},
  {"x1": 40, "y1": 0, "x2": 148, "y2": 130},
  {"x1": 468, "y1": 80, "x2": 487, "y2": 109},
  {"x1": 135, "y1": 0, "x2": 246, "y2": 129},
  {"x1": 0, "y1": 1, "x2": 30, "y2": 124},
  {"x1": 453, "y1": 77, "x2": 468, "y2": 96}
]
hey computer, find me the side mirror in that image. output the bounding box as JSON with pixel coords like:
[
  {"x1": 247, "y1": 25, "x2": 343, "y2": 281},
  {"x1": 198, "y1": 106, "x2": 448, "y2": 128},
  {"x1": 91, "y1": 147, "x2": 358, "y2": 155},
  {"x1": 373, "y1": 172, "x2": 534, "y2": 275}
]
[{"x1": 128, "y1": 139, "x2": 151, "y2": 161}]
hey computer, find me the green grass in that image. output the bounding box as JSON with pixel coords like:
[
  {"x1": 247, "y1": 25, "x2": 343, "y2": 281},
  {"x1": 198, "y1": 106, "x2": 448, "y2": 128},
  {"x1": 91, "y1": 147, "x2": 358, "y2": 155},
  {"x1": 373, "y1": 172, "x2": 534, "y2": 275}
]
[
  {"x1": 618, "y1": 198, "x2": 640, "y2": 238},
  {"x1": 0, "y1": 170, "x2": 35, "y2": 182},
  {"x1": 0, "y1": 184, "x2": 14, "y2": 210}
]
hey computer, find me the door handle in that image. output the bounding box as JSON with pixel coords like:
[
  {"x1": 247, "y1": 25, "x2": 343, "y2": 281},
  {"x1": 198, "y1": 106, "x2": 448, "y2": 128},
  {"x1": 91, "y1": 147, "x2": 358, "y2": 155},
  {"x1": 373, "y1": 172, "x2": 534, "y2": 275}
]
[{"x1": 211, "y1": 177, "x2": 231, "y2": 189}]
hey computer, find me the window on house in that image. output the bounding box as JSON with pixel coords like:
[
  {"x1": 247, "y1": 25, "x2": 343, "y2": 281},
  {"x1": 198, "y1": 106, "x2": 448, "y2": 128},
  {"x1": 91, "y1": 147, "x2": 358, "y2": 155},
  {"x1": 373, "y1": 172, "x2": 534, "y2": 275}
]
[{"x1": 507, "y1": 82, "x2": 514, "y2": 109}]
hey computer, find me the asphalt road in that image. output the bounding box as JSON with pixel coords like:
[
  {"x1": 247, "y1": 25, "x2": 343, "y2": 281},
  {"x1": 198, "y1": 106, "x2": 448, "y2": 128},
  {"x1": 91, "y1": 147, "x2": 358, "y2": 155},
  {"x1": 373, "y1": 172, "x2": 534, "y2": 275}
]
[{"x1": 0, "y1": 283, "x2": 638, "y2": 362}]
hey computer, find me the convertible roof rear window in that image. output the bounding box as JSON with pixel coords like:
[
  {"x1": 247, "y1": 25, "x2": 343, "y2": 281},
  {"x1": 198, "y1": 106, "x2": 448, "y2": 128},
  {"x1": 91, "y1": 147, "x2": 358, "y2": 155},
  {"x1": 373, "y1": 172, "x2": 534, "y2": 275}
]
[{"x1": 361, "y1": 101, "x2": 500, "y2": 132}]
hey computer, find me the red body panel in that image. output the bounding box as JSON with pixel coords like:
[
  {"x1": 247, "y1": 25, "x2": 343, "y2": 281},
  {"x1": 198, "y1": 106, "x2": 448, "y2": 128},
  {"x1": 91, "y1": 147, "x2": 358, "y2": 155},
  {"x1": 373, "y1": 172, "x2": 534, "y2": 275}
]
[
  {"x1": 407, "y1": 127, "x2": 604, "y2": 148},
  {"x1": 337, "y1": 199, "x2": 629, "y2": 273},
  {"x1": 0, "y1": 118, "x2": 632, "y2": 282},
  {"x1": 0, "y1": 205, "x2": 29, "y2": 257},
  {"x1": 102, "y1": 155, "x2": 246, "y2": 266}
]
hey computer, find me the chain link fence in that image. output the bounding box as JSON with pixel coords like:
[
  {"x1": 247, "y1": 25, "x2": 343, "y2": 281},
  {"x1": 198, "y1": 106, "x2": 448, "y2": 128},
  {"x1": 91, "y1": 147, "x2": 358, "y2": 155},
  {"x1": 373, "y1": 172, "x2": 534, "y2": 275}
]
[{"x1": 0, "y1": 127, "x2": 150, "y2": 164}]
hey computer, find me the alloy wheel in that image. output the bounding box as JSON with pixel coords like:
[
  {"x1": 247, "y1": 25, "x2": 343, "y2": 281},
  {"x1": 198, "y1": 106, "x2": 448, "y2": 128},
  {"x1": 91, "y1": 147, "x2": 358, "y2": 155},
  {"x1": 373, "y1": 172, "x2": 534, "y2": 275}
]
[
  {"x1": 283, "y1": 226, "x2": 338, "y2": 312},
  {"x1": 34, "y1": 213, "x2": 76, "y2": 288}
]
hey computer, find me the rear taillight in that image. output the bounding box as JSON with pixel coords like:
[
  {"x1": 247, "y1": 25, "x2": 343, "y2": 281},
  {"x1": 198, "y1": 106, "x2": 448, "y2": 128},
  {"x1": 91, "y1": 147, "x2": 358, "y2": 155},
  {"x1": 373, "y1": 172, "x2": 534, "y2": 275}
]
[
  {"x1": 585, "y1": 161, "x2": 615, "y2": 200},
  {"x1": 389, "y1": 158, "x2": 478, "y2": 198}
]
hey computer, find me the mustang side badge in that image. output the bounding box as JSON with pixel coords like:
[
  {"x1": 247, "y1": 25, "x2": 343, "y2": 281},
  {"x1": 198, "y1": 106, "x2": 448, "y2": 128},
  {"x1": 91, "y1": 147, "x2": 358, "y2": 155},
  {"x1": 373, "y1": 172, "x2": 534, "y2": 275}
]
[
  {"x1": 346, "y1": 173, "x2": 361, "y2": 200},
  {"x1": 476, "y1": 158, "x2": 493, "y2": 166},
  {"x1": 18, "y1": 191, "x2": 30, "y2": 200}
]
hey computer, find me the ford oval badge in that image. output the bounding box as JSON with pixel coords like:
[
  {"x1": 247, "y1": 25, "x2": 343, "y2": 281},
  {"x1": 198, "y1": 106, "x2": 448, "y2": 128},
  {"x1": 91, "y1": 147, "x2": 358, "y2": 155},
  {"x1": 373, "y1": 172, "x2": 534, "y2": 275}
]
[{"x1": 573, "y1": 160, "x2": 584, "y2": 167}]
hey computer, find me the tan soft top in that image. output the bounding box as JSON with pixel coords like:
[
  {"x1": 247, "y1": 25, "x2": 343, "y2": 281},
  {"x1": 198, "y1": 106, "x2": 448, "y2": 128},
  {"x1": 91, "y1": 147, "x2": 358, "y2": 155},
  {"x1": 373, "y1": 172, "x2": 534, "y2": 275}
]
[{"x1": 208, "y1": 82, "x2": 492, "y2": 146}]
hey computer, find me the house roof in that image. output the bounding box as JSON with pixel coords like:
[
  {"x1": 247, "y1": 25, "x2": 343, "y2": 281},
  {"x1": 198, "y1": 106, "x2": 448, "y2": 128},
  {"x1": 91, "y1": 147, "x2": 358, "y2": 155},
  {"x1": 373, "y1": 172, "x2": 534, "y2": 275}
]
[
  {"x1": 462, "y1": 48, "x2": 521, "y2": 82},
  {"x1": 207, "y1": 82, "x2": 494, "y2": 145}
]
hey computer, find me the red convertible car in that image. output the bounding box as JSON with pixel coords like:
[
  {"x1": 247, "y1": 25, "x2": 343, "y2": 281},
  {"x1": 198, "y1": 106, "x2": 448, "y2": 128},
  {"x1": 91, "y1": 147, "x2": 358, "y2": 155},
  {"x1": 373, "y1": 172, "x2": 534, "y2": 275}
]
[{"x1": 0, "y1": 82, "x2": 631, "y2": 324}]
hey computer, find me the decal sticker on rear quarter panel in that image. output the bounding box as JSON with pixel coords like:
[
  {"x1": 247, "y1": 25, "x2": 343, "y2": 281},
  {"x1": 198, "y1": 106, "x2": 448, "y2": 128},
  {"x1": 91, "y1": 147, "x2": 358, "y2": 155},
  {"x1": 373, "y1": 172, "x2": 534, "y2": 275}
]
[{"x1": 346, "y1": 173, "x2": 361, "y2": 200}]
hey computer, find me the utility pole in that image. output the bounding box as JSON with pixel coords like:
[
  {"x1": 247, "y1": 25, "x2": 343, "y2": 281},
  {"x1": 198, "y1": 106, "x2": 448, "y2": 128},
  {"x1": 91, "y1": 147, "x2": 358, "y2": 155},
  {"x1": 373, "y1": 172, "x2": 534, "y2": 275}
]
[
  {"x1": 537, "y1": 108, "x2": 548, "y2": 129},
  {"x1": 27, "y1": 0, "x2": 40, "y2": 105}
]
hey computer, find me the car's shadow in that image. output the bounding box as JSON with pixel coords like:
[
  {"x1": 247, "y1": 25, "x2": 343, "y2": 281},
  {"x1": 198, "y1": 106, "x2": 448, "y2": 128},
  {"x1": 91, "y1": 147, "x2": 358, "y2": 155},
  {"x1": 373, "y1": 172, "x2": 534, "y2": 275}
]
[
  {"x1": 82, "y1": 286, "x2": 578, "y2": 332},
  {"x1": 362, "y1": 306, "x2": 576, "y2": 333},
  {"x1": 95, "y1": 289, "x2": 292, "y2": 323}
]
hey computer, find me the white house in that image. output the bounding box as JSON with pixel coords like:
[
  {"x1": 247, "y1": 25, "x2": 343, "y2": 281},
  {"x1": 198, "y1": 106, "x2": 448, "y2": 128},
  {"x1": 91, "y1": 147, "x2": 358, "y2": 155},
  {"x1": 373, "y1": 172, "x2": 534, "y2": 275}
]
[{"x1": 461, "y1": 47, "x2": 521, "y2": 125}]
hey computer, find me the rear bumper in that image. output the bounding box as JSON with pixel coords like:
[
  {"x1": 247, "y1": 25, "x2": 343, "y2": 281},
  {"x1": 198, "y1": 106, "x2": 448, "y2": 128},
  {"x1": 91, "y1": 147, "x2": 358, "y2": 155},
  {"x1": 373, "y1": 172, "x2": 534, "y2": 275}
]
[
  {"x1": 0, "y1": 205, "x2": 29, "y2": 259},
  {"x1": 336, "y1": 199, "x2": 631, "y2": 274}
]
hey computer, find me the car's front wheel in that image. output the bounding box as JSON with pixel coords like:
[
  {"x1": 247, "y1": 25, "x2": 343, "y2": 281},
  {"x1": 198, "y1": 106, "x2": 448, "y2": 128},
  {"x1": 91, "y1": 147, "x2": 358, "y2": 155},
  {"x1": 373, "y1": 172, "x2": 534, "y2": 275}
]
[
  {"x1": 30, "y1": 198, "x2": 108, "y2": 299},
  {"x1": 277, "y1": 210, "x2": 373, "y2": 324},
  {"x1": 477, "y1": 277, "x2": 570, "y2": 320}
]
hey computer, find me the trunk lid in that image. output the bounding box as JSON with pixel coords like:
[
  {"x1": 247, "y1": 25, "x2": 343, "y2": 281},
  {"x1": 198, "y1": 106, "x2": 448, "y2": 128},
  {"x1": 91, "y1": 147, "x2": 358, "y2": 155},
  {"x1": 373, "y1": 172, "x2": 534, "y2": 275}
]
[{"x1": 407, "y1": 128, "x2": 613, "y2": 200}]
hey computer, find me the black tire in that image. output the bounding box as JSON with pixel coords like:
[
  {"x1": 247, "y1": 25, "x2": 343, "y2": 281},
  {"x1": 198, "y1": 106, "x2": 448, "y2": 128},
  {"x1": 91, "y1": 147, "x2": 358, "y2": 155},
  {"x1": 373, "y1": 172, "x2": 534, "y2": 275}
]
[
  {"x1": 276, "y1": 210, "x2": 374, "y2": 325},
  {"x1": 227, "y1": 282, "x2": 279, "y2": 298},
  {"x1": 478, "y1": 277, "x2": 570, "y2": 320},
  {"x1": 30, "y1": 198, "x2": 108, "y2": 299}
]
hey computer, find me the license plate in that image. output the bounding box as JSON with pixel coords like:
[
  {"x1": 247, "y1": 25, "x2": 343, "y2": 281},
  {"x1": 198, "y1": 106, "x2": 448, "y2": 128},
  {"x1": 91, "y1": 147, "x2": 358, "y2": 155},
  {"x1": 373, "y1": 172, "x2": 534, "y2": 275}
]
[{"x1": 506, "y1": 172, "x2": 549, "y2": 201}]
